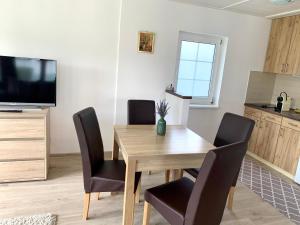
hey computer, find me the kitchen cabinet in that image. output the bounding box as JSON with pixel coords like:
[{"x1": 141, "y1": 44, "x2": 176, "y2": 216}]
[
  {"x1": 274, "y1": 118, "x2": 300, "y2": 174},
  {"x1": 286, "y1": 15, "x2": 300, "y2": 75},
  {"x1": 244, "y1": 113, "x2": 260, "y2": 154},
  {"x1": 274, "y1": 127, "x2": 300, "y2": 174},
  {"x1": 245, "y1": 106, "x2": 300, "y2": 178},
  {"x1": 264, "y1": 15, "x2": 300, "y2": 75},
  {"x1": 255, "y1": 117, "x2": 281, "y2": 163}
]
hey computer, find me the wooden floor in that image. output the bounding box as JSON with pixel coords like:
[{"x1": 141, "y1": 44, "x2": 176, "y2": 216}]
[{"x1": 0, "y1": 155, "x2": 294, "y2": 225}]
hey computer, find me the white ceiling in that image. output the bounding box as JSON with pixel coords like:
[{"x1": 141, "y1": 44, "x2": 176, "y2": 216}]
[{"x1": 171, "y1": 0, "x2": 300, "y2": 18}]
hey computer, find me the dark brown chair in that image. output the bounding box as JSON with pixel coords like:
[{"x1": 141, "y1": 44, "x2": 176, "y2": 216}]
[
  {"x1": 73, "y1": 107, "x2": 141, "y2": 220},
  {"x1": 128, "y1": 100, "x2": 156, "y2": 125},
  {"x1": 128, "y1": 99, "x2": 156, "y2": 176},
  {"x1": 184, "y1": 112, "x2": 254, "y2": 209},
  {"x1": 142, "y1": 142, "x2": 248, "y2": 225}
]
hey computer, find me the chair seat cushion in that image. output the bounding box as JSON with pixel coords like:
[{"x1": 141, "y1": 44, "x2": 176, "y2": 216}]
[
  {"x1": 144, "y1": 177, "x2": 194, "y2": 225},
  {"x1": 185, "y1": 168, "x2": 200, "y2": 178},
  {"x1": 91, "y1": 160, "x2": 141, "y2": 192}
]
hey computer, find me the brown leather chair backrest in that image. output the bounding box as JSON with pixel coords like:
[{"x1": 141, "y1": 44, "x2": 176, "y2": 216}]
[
  {"x1": 214, "y1": 113, "x2": 254, "y2": 147},
  {"x1": 184, "y1": 142, "x2": 247, "y2": 225},
  {"x1": 73, "y1": 107, "x2": 104, "y2": 192},
  {"x1": 128, "y1": 100, "x2": 156, "y2": 125}
]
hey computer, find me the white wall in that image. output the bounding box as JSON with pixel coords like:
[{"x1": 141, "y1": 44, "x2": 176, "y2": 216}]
[
  {"x1": 0, "y1": 0, "x2": 271, "y2": 153},
  {"x1": 0, "y1": 0, "x2": 121, "y2": 153},
  {"x1": 116, "y1": 0, "x2": 271, "y2": 142}
]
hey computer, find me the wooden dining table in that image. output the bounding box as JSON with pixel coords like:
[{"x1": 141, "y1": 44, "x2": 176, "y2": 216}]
[{"x1": 112, "y1": 125, "x2": 215, "y2": 225}]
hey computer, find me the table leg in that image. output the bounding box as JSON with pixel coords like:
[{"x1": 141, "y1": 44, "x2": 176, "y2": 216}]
[
  {"x1": 171, "y1": 169, "x2": 183, "y2": 181},
  {"x1": 165, "y1": 170, "x2": 170, "y2": 183},
  {"x1": 111, "y1": 137, "x2": 120, "y2": 196},
  {"x1": 112, "y1": 138, "x2": 119, "y2": 160},
  {"x1": 122, "y1": 159, "x2": 136, "y2": 225}
]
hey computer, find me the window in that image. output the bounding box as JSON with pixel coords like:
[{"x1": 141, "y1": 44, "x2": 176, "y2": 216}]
[{"x1": 175, "y1": 32, "x2": 226, "y2": 106}]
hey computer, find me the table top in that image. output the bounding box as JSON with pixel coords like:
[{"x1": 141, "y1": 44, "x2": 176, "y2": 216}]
[{"x1": 114, "y1": 125, "x2": 214, "y2": 159}]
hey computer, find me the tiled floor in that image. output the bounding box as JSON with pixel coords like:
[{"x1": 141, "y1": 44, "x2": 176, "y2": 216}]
[{"x1": 240, "y1": 156, "x2": 300, "y2": 225}]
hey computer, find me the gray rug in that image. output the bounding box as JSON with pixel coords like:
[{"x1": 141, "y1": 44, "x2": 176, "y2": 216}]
[
  {"x1": 239, "y1": 157, "x2": 300, "y2": 225},
  {"x1": 0, "y1": 214, "x2": 56, "y2": 225}
]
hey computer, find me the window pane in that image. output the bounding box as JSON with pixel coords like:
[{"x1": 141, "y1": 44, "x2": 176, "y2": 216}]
[
  {"x1": 177, "y1": 79, "x2": 193, "y2": 96},
  {"x1": 193, "y1": 80, "x2": 210, "y2": 97},
  {"x1": 178, "y1": 60, "x2": 195, "y2": 79},
  {"x1": 195, "y1": 62, "x2": 213, "y2": 81},
  {"x1": 180, "y1": 41, "x2": 198, "y2": 60},
  {"x1": 197, "y1": 43, "x2": 215, "y2": 62}
]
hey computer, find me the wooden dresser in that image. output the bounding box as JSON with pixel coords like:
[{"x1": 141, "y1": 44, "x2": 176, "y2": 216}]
[{"x1": 0, "y1": 109, "x2": 49, "y2": 183}]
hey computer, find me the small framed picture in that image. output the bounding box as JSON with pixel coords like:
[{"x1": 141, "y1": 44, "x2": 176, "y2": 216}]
[{"x1": 138, "y1": 31, "x2": 155, "y2": 53}]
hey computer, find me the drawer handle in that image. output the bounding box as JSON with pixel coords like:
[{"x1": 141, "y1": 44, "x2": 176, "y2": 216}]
[{"x1": 288, "y1": 122, "x2": 298, "y2": 127}]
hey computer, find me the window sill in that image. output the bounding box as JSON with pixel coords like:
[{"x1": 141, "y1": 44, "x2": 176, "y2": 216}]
[{"x1": 189, "y1": 104, "x2": 219, "y2": 109}]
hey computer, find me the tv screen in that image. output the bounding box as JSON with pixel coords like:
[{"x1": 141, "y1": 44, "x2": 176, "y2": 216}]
[{"x1": 0, "y1": 56, "x2": 56, "y2": 106}]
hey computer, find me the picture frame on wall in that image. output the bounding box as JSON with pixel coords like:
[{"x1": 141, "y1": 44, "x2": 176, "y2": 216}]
[{"x1": 138, "y1": 31, "x2": 155, "y2": 53}]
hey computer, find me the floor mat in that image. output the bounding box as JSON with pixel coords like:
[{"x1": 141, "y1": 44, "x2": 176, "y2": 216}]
[
  {"x1": 239, "y1": 157, "x2": 300, "y2": 225},
  {"x1": 0, "y1": 213, "x2": 56, "y2": 225}
]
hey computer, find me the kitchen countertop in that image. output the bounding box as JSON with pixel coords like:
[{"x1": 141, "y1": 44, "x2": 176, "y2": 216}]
[{"x1": 245, "y1": 103, "x2": 300, "y2": 122}]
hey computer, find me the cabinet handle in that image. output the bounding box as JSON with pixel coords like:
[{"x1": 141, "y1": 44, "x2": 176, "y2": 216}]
[{"x1": 279, "y1": 128, "x2": 284, "y2": 136}]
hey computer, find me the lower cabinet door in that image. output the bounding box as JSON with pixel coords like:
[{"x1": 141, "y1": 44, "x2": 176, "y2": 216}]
[
  {"x1": 255, "y1": 119, "x2": 281, "y2": 163},
  {"x1": 274, "y1": 127, "x2": 300, "y2": 175},
  {"x1": 244, "y1": 114, "x2": 260, "y2": 153}
]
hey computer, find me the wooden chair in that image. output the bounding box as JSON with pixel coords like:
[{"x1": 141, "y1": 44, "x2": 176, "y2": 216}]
[
  {"x1": 73, "y1": 107, "x2": 141, "y2": 220},
  {"x1": 143, "y1": 142, "x2": 247, "y2": 225},
  {"x1": 184, "y1": 112, "x2": 254, "y2": 210}
]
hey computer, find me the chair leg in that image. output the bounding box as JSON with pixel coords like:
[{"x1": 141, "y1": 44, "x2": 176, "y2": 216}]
[
  {"x1": 142, "y1": 201, "x2": 152, "y2": 225},
  {"x1": 227, "y1": 186, "x2": 235, "y2": 210},
  {"x1": 165, "y1": 170, "x2": 170, "y2": 183},
  {"x1": 135, "y1": 180, "x2": 142, "y2": 204},
  {"x1": 97, "y1": 192, "x2": 101, "y2": 200},
  {"x1": 83, "y1": 193, "x2": 91, "y2": 220}
]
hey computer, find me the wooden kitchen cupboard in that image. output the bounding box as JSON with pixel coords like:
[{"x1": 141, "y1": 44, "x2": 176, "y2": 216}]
[
  {"x1": 286, "y1": 15, "x2": 300, "y2": 75},
  {"x1": 255, "y1": 112, "x2": 281, "y2": 163},
  {"x1": 244, "y1": 107, "x2": 262, "y2": 153},
  {"x1": 264, "y1": 15, "x2": 300, "y2": 75},
  {"x1": 274, "y1": 118, "x2": 300, "y2": 174}
]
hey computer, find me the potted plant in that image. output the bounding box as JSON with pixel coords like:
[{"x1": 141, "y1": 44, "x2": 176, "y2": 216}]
[{"x1": 156, "y1": 99, "x2": 170, "y2": 136}]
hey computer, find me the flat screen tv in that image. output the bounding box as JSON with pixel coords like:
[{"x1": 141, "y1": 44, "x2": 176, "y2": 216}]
[{"x1": 0, "y1": 56, "x2": 56, "y2": 107}]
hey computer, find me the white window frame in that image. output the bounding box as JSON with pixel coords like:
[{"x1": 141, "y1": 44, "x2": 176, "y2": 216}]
[{"x1": 175, "y1": 31, "x2": 226, "y2": 107}]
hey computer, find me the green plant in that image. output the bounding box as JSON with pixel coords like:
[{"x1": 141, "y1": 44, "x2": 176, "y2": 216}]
[{"x1": 156, "y1": 99, "x2": 170, "y2": 119}]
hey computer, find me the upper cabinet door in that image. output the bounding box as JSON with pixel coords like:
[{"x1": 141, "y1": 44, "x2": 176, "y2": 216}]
[
  {"x1": 264, "y1": 16, "x2": 296, "y2": 74},
  {"x1": 286, "y1": 15, "x2": 300, "y2": 75}
]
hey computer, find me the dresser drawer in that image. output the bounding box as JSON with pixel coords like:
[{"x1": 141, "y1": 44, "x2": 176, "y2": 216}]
[
  {"x1": 0, "y1": 160, "x2": 45, "y2": 182},
  {"x1": 244, "y1": 107, "x2": 262, "y2": 118},
  {"x1": 282, "y1": 118, "x2": 300, "y2": 132},
  {"x1": 261, "y1": 112, "x2": 282, "y2": 124},
  {"x1": 0, "y1": 140, "x2": 45, "y2": 161},
  {"x1": 0, "y1": 119, "x2": 45, "y2": 139}
]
